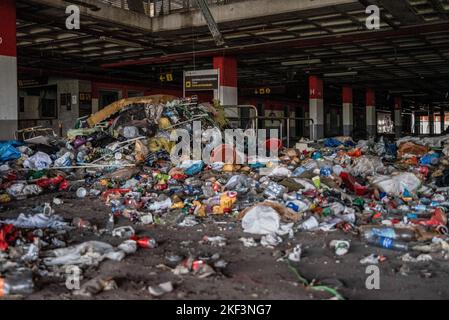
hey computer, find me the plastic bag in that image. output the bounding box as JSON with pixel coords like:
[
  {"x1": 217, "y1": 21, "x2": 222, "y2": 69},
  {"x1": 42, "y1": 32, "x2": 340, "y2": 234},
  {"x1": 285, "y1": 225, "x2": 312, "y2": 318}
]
[
  {"x1": 0, "y1": 141, "x2": 22, "y2": 162},
  {"x1": 349, "y1": 156, "x2": 384, "y2": 177},
  {"x1": 23, "y1": 152, "x2": 52, "y2": 170},
  {"x1": 371, "y1": 172, "x2": 421, "y2": 196},
  {"x1": 241, "y1": 205, "x2": 280, "y2": 235}
]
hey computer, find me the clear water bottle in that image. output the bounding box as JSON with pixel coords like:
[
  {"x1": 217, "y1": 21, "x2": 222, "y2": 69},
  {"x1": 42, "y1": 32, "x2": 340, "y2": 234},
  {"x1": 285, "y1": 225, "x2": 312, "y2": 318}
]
[
  {"x1": 106, "y1": 213, "x2": 115, "y2": 232},
  {"x1": 202, "y1": 182, "x2": 215, "y2": 198},
  {"x1": 0, "y1": 269, "x2": 34, "y2": 297},
  {"x1": 361, "y1": 226, "x2": 416, "y2": 241}
]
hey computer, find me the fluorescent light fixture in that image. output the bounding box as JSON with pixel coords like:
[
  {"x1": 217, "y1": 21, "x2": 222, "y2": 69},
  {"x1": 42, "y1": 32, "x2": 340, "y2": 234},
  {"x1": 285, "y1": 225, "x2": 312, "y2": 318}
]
[
  {"x1": 281, "y1": 59, "x2": 321, "y2": 66},
  {"x1": 323, "y1": 71, "x2": 358, "y2": 77},
  {"x1": 403, "y1": 93, "x2": 428, "y2": 97},
  {"x1": 389, "y1": 90, "x2": 413, "y2": 94}
]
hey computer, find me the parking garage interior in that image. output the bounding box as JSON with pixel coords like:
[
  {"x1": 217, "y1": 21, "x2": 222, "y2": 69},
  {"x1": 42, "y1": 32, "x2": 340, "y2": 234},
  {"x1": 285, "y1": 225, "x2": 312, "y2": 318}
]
[{"x1": 0, "y1": 0, "x2": 446, "y2": 144}]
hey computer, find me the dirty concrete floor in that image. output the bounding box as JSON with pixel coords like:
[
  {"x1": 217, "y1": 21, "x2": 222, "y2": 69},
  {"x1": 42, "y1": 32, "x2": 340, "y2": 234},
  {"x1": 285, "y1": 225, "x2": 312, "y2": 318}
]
[{"x1": 2, "y1": 192, "x2": 449, "y2": 300}]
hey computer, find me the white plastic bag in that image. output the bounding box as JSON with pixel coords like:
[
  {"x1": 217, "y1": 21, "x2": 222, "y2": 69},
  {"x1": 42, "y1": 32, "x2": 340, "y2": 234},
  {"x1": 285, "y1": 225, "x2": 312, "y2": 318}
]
[
  {"x1": 23, "y1": 152, "x2": 52, "y2": 170},
  {"x1": 242, "y1": 205, "x2": 280, "y2": 235}
]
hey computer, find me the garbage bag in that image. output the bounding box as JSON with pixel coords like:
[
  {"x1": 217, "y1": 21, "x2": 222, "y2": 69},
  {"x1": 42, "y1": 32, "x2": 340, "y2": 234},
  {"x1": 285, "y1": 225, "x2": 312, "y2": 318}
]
[
  {"x1": 6, "y1": 183, "x2": 43, "y2": 199},
  {"x1": 324, "y1": 138, "x2": 342, "y2": 148},
  {"x1": 398, "y1": 142, "x2": 428, "y2": 158},
  {"x1": 371, "y1": 172, "x2": 421, "y2": 196},
  {"x1": 0, "y1": 141, "x2": 23, "y2": 162},
  {"x1": 242, "y1": 205, "x2": 280, "y2": 235},
  {"x1": 420, "y1": 153, "x2": 439, "y2": 166},
  {"x1": 349, "y1": 156, "x2": 384, "y2": 177},
  {"x1": 23, "y1": 151, "x2": 52, "y2": 170},
  {"x1": 184, "y1": 161, "x2": 204, "y2": 176},
  {"x1": 1, "y1": 213, "x2": 68, "y2": 230},
  {"x1": 43, "y1": 241, "x2": 126, "y2": 266}
]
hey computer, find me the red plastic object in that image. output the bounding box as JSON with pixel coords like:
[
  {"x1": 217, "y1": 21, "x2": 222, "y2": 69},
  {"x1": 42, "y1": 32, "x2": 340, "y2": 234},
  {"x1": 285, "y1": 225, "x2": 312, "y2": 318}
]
[
  {"x1": 101, "y1": 188, "x2": 131, "y2": 200},
  {"x1": 347, "y1": 148, "x2": 362, "y2": 158},
  {"x1": 419, "y1": 208, "x2": 447, "y2": 227},
  {"x1": 0, "y1": 224, "x2": 16, "y2": 252},
  {"x1": 58, "y1": 180, "x2": 70, "y2": 191},
  {"x1": 210, "y1": 144, "x2": 238, "y2": 163},
  {"x1": 340, "y1": 172, "x2": 369, "y2": 196},
  {"x1": 36, "y1": 175, "x2": 64, "y2": 188},
  {"x1": 265, "y1": 138, "x2": 282, "y2": 152}
]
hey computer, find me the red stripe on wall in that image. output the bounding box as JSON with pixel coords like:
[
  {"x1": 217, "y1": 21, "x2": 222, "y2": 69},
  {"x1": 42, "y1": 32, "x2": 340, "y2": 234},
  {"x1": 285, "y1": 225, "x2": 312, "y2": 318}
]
[
  {"x1": 213, "y1": 56, "x2": 237, "y2": 88},
  {"x1": 0, "y1": 0, "x2": 16, "y2": 57}
]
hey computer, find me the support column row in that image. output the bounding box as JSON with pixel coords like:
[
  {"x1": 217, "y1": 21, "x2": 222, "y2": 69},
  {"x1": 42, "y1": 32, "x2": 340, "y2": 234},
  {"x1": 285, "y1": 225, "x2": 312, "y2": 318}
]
[{"x1": 0, "y1": 0, "x2": 18, "y2": 139}]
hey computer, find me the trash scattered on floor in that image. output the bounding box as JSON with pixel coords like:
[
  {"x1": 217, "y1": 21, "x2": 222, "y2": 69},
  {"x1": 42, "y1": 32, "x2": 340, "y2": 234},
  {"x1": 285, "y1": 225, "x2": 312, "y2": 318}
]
[
  {"x1": 148, "y1": 281, "x2": 174, "y2": 297},
  {"x1": 2, "y1": 95, "x2": 449, "y2": 298}
]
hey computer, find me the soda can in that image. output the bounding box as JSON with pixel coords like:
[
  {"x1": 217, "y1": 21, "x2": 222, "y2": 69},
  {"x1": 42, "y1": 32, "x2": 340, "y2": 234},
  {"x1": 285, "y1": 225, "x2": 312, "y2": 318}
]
[{"x1": 136, "y1": 237, "x2": 157, "y2": 249}]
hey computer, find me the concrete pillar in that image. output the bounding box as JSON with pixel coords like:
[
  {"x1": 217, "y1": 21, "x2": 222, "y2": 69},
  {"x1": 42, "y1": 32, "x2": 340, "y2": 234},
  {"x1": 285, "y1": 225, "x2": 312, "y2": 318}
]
[
  {"x1": 414, "y1": 112, "x2": 420, "y2": 135},
  {"x1": 0, "y1": 0, "x2": 18, "y2": 139},
  {"x1": 213, "y1": 56, "x2": 238, "y2": 119},
  {"x1": 394, "y1": 96, "x2": 402, "y2": 139},
  {"x1": 366, "y1": 89, "x2": 376, "y2": 138},
  {"x1": 429, "y1": 105, "x2": 434, "y2": 136},
  {"x1": 309, "y1": 75, "x2": 324, "y2": 140},
  {"x1": 342, "y1": 86, "x2": 353, "y2": 136}
]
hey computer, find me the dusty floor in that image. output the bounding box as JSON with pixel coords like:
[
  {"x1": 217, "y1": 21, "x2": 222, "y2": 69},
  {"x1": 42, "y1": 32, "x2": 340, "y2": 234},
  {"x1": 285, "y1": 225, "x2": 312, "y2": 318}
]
[{"x1": 2, "y1": 192, "x2": 449, "y2": 300}]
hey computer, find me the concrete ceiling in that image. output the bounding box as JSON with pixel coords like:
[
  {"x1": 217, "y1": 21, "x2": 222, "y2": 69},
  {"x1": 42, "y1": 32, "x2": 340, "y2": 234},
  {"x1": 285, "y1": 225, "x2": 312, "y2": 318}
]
[{"x1": 16, "y1": 0, "x2": 449, "y2": 108}]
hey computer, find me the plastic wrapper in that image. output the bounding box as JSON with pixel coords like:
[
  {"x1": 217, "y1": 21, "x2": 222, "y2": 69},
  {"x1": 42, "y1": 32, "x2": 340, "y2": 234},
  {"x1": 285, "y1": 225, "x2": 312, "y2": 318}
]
[
  {"x1": 23, "y1": 152, "x2": 52, "y2": 170},
  {"x1": 241, "y1": 205, "x2": 280, "y2": 235},
  {"x1": 370, "y1": 172, "x2": 421, "y2": 196}
]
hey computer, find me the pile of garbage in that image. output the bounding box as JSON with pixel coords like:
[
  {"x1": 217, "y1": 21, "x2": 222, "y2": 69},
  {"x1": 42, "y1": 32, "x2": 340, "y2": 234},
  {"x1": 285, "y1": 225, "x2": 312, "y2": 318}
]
[{"x1": 2, "y1": 95, "x2": 449, "y2": 298}]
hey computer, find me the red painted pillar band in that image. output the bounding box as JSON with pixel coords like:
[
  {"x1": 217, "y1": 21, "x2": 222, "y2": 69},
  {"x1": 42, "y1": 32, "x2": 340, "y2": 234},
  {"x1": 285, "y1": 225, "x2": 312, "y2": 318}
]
[
  {"x1": 342, "y1": 86, "x2": 353, "y2": 104},
  {"x1": 213, "y1": 56, "x2": 237, "y2": 88},
  {"x1": 309, "y1": 75, "x2": 324, "y2": 140},
  {"x1": 0, "y1": 0, "x2": 18, "y2": 140},
  {"x1": 0, "y1": 0, "x2": 17, "y2": 57},
  {"x1": 366, "y1": 89, "x2": 375, "y2": 107},
  {"x1": 309, "y1": 76, "x2": 323, "y2": 99},
  {"x1": 394, "y1": 96, "x2": 402, "y2": 110},
  {"x1": 213, "y1": 56, "x2": 238, "y2": 115}
]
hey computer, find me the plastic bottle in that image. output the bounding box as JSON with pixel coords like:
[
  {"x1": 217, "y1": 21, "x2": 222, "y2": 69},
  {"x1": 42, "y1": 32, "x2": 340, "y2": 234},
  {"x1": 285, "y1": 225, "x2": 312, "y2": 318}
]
[
  {"x1": 0, "y1": 269, "x2": 34, "y2": 297},
  {"x1": 365, "y1": 236, "x2": 409, "y2": 251},
  {"x1": 202, "y1": 182, "x2": 215, "y2": 198},
  {"x1": 361, "y1": 226, "x2": 416, "y2": 241},
  {"x1": 106, "y1": 213, "x2": 115, "y2": 232}
]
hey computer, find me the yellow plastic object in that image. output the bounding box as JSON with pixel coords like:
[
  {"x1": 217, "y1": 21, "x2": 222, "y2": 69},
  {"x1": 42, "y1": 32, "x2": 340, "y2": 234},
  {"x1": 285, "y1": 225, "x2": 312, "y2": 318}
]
[
  {"x1": 148, "y1": 137, "x2": 174, "y2": 153},
  {"x1": 0, "y1": 194, "x2": 11, "y2": 203},
  {"x1": 212, "y1": 192, "x2": 237, "y2": 215},
  {"x1": 171, "y1": 202, "x2": 185, "y2": 209},
  {"x1": 158, "y1": 117, "x2": 171, "y2": 130}
]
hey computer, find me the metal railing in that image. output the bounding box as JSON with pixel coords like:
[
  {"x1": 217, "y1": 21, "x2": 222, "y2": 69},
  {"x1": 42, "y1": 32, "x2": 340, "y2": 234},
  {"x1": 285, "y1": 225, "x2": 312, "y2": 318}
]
[
  {"x1": 96, "y1": 0, "x2": 245, "y2": 16},
  {"x1": 225, "y1": 106, "x2": 314, "y2": 149}
]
